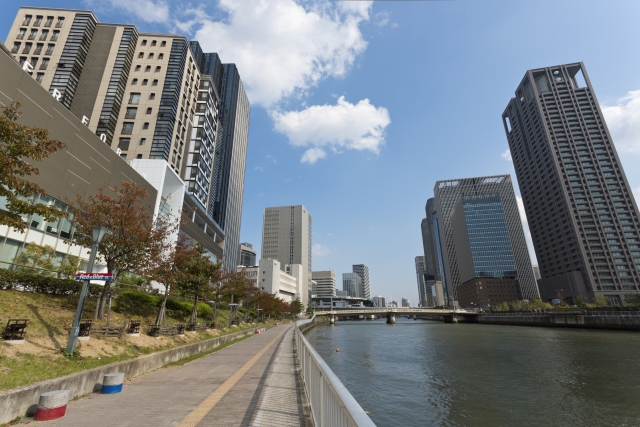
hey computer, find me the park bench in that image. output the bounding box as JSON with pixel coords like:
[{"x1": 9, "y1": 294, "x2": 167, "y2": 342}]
[
  {"x1": 79, "y1": 320, "x2": 92, "y2": 337},
  {"x1": 93, "y1": 324, "x2": 124, "y2": 338},
  {"x1": 2, "y1": 319, "x2": 28, "y2": 341},
  {"x1": 126, "y1": 320, "x2": 141, "y2": 334},
  {"x1": 148, "y1": 324, "x2": 186, "y2": 337}
]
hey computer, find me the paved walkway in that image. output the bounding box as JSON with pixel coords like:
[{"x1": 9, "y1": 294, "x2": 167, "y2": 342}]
[{"x1": 28, "y1": 324, "x2": 313, "y2": 427}]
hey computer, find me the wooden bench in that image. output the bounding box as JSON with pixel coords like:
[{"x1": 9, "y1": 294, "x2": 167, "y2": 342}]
[
  {"x1": 3, "y1": 319, "x2": 28, "y2": 341},
  {"x1": 187, "y1": 323, "x2": 214, "y2": 332},
  {"x1": 148, "y1": 324, "x2": 186, "y2": 337},
  {"x1": 79, "y1": 320, "x2": 92, "y2": 337},
  {"x1": 127, "y1": 320, "x2": 141, "y2": 334},
  {"x1": 93, "y1": 325, "x2": 124, "y2": 338}
]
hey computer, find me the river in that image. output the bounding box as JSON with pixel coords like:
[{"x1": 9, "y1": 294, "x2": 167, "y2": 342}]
[{"x1": 304, "y1": 317, "x2": 640, "y2": 427}]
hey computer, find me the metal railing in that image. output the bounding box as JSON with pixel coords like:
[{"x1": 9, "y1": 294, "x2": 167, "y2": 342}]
[{"x1": 294, "y1": 317, "x2": 376, "y2": 427}]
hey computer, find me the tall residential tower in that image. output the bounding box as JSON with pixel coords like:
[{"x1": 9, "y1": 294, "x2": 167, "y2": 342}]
[
  {"x1": 352, "y1": 264, "x2": 370, "y2": 299},
  {"x1": 502, "y1": 63, "x2": 640, "y2": 304}
]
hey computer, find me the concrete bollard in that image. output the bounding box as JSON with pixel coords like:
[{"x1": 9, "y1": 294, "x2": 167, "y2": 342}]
[
  {"x1": 35, "y1": 390, "x2": 70, "y2": 421},
  {"x1": 102, "y1": 372, "x2": 125, "y2": 394}
]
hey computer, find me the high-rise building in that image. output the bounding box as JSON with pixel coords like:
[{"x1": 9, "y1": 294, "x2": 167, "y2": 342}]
[
  {"x1": 424, "y1": 198, "x2": 449, "y2": 305},
  {"x1": 342, "y1": 272, "x2": 361, "y2": 297},
  {"x1": 532, "y1": 265, "x2": 541, "y2": 281},
  {"x1": 242, "y1": 259, "x2": 300, "y2": 302},
  {"x1": 401, "y1": 298, "x2": 410, "y2": 308},
  {"x1": 434, "y1": 175, "x2": 538, "y2": 302},
  {"x1": 352, "y1": 264, "x2": 370, "y2": 299},
  {"x1": 238, "y1": 242, "x2": 256, "y2": 267},
  {"x1": 371, "y1": 295, "x2": 386, "y2": 308},
  {"x1": 3, "y1": 7, "x2": 252, "y2": 261},
  {"x1": 502, "y1": 63, "x2": 640, "y2": 304},
  {"x1": 262, "y1": 205, "x2": 312, "y2": 306},
  {"x1": 415, "y1": 256, "x2": 431, "y2": 307},
  {"x1": 311, "y1": 271, "x2": 336, "y2": 297}
]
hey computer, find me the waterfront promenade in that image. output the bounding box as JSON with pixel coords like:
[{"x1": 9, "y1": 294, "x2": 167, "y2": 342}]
[{"x1": 29, "y1": 324, "x2": 312, "y2": 426}]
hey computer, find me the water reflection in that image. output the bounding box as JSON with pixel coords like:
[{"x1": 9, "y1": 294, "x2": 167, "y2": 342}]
[{"x1": 305, "y1": 318, "x2": 640, "y2": 427}]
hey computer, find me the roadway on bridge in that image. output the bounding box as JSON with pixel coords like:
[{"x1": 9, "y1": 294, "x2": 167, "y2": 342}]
[{"x1": 34, "y1": 324, "x2": 312, "y2": 427}]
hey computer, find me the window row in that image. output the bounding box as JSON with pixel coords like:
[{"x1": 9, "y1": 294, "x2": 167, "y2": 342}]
[
  {"x1": 14, "y1": 28, "x2": 60, "y2": 42},
  {"x1": 12, "y1": 42, "x2": 56, "y2": 55},
  {"x1": 21, "y1": 15, "x2": 65, "y2": 28}
]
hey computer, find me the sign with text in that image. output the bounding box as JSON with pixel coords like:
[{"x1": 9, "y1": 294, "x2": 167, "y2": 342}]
[{"x1": 75, "y1": 273, "x2": 113, "y2": 281}]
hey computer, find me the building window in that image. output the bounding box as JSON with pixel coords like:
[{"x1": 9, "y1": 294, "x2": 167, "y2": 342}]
[
  {"x1": 146, "y1": 107, "x2": 152, "y2": 115},
  {"x1": 45, "y1": 44, "x2": 54, "y2": 55},
  {"x1": 121, "y1": 123, "x2": 134, "y2": 135},
  {"x1": 149, "y1": 93, "x2": 155, "y2": 100},
  {"x1": 142, "y1": 79, "x2": 148, "y2": 86},
  {"x1": 139, "y1": 138, "x2": 146, "y2": 145},
  {"x1": 132, "y1": 78, "x2": 138, "y2": 85},
  {"x1": 148, "y1": 53, "x2": 154, "y2": 59},
  {"x1": 151, "y1": 40, "x2": 157, "y2": 46},
  {"x1": 152, "y1": 80, "x2": 158, "y2": 86},
  {"x1": 119, "y1": 153, "x2": 127, "y2": 160},
  {"x1": 129, "y1": 93, "x2": 141, "y2": 104},
  {"x1": 158, "y1": 53, "x2": 164, "y2": 59},
  {"x1": 141, "y1": 39, "x2": 147, "y2": 46},
  {"x1": 35, "y1": 73, "x2": 44, "y2": 84},
  {"x1": 136, "y1": 154, "x2": 143, "y2": 159},
  {"x1": 55, "y1": 17, "x2": 65, "y2": 28},
  {"x1": 22, "y1": 43, "x2": 32, "y2": 54},
  {"x1": 138, "y1": 52, "x2": 144, "y2": 58},
  {"x1": 34, "y1": 43, "x2": 43, "y2": 54},
  {"x1": 11, "y1": 42, "x2": 20, "y2": 54},
  {"x1": 125, "y1": 107, "x2": 137, "y2": 119},
  {"x1": 145, "y1": 65, "x2": 151, "y2": 72},
  {"x1": 155, "y1": 66, "x2": 161, "y2": 72},
  {"x1": 22, "y1": 15, "x2": 32, "y2": 26},
  {"x1": 51, "y1": 31, "x2": 59, "y2": 41},
  {"x1": 39, "y1": 58, "x2": 49, "y2": 70},
  {"x1": 118, "y1": 138, "x2": 131, "y2": 150},
  {"x1": 44, "y1": 16, "x2": 53, "y2": 27},
  {"x1": 28, "y1": 29, "x2": 38, "y2": 40},
  {"x1": 143, "y1": 122, "x2": 149, "y2": 130},
  {"x1": 34, "y1": 16, "x2": 43, "y2": 27},
  {"x1": 135, "y1": 65, "x2": 141, "y2": 72}
]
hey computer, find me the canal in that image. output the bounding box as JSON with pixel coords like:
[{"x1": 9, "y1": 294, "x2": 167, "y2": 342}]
[{"x1": 304, "y1": 317, "x2": 640, "y2": 427}]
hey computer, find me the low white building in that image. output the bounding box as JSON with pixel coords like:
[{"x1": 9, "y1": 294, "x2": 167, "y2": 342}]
[{"x1": 242, "y1": 259, "x2": 302, "y2": 303}]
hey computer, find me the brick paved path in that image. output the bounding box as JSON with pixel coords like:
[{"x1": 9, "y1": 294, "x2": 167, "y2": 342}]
[{"x1": 30, "y1": 324, "x2": 313, "y2": 427}]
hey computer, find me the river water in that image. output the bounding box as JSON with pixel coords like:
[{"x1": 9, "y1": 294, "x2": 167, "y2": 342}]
[{"x1": 304, "y1": 318, "x2": 640, "y2": 427}]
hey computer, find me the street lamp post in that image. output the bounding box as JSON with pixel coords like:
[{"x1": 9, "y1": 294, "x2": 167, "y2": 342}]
[{"x1": 66, "y1": 226, "x2": 108, "y2": 354}]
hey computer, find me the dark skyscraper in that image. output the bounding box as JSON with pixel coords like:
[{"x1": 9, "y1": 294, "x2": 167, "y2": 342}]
[
  {"x1": 433, "y1": 175, "x2": 538, "y2": 301},
  {"x1": 502, "y1": 63, "x2": 640, "y2": 304},
  {"x1": 191, "y1": 42, "x2": 250, "y2": 273}
]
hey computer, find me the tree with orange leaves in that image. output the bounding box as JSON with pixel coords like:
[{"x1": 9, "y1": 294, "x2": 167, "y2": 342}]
[{"x1": 68, "y1": 181, "x2": 179, "y2": 319}]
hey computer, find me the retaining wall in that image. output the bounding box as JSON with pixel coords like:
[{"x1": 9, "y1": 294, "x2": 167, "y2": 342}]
[
  {"x1": 0, "y1": 326, "x2": 265, "y2": 424},
  {"x1": 475, "y1": 312, "x2": 640, "y2": 331}
]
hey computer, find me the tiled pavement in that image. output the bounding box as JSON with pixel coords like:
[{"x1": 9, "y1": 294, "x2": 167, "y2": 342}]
[{"x1": 28, "y1": 324, "x2": 313, "y2": 427}]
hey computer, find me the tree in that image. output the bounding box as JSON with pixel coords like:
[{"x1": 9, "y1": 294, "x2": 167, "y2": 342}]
[
  {"x1": 12, "y1": 243, "x2": 82, "y2": 279},
  {"x1": 290, "y1": 298, "x2": 303, "y2": 316},
  {"x1": 175, "y1": 242, "x2": 223, "y2": 325},
  {"x1": 624, "y1": 294, "x2": 640, "y2": 307},
  {"x1": 219, "y1": 270, "x2": 250, "y2": 324},
  {"x1": 576, "y1": 295, "x2": 587, "y2": 309},
  {"x1": 594, "y1": 294, "x2": 609, "y2": 307},
  {"x1": 148, "y1": 233, "x2": 197, "y2": 327},
  {"x1": 0, "y1": 102, "x2": 66, "y2": 230},
  {"x1": 69, "y1": 181, "x2": 177, "y2": 319}
]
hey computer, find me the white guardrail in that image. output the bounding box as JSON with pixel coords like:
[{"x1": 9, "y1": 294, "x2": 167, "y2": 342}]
[{"x1": 295, "y1": 317, "x2": 376, "y2": 427}]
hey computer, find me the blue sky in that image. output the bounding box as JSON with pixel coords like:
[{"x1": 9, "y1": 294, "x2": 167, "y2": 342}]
[{"x1": 3, "y1": 1, "x2": 640, "y2": 304}]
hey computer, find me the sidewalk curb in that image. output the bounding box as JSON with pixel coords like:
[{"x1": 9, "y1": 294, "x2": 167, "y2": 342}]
[{"x1": 0, "y1": 326, "x2": 268, "y2": 425}]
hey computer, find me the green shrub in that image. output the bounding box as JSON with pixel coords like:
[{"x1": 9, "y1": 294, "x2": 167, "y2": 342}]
[
  {"x1": 113, "y1": 291, "x2": 162, "y2": 317},
  {"x1": 165, "y1": 299, "x2": 212, "y2": 319},
  {"x1": 0, "y1": 269, "x2": 102, "y2": 296}
]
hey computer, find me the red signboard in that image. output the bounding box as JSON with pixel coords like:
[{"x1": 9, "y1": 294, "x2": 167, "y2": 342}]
[{"x1": 75, "y1": 272, "x2": 114, "y2": 281}]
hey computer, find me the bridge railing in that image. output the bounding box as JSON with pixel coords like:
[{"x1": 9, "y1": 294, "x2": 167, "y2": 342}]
[{"x1": 295, "y1": 317, "x2": 376, "y2": 427}]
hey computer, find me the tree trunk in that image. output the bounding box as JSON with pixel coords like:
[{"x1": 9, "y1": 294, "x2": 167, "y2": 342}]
[
  {"x1": 155, "y1": 289, "x2": 169, "y2": 327},
  {"x1": 97, "y1": 280, "x2": 112, "y2": 320},
  {"x1": 243, "y1": 304, "x2": 250, "y2": 322},
  {"x1": 190, "y1": 295, "x2": 198, "y2": 324},
  {"x1": 213, "y1": 301, "x2": 217, "y2": 326}
]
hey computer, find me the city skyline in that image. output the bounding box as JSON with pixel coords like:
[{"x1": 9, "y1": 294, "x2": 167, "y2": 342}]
[{"x1": 1, "y1": 1, "x2": 640, "y2": 304}]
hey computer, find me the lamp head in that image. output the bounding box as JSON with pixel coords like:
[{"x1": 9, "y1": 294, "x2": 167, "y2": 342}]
[{"x1": 92, "y1": 226, "x2": 109, "y2": 244}]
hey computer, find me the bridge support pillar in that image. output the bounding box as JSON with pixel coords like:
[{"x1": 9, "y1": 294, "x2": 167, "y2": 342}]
[
  {"x1": 444, "y1": 314, "x2": 458, "y2": 324},
  {"x1": 386, "y1": 313, "x2": 396, "y2": 324},
  {"x1": 329, "y1": 315, "x2": 335, "y2": 325}
]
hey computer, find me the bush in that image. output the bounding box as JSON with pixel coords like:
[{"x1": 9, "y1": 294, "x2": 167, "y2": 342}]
[
  {"x1": 113, "y1": 291, "x2": 163, "y2": 317},
  {"x1": 165, "y1": 299, "x2": 212, "y2": 319},
  {"x1": 0, "y1": 268, "x2": 102, "y2": 296}
]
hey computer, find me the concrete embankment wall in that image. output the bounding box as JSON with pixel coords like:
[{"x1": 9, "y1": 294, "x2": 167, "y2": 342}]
[
  {"x1": 474, "y1": 313, "x2": 640, "y2": 331},
  {"x1": 0, "y1": 326, "x2": 264, "y2": 425}
]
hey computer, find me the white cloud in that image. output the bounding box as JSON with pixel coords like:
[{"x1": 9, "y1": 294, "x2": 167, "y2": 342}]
[
  {"x1": 193, "y1": 0, "x2": 372, "y2": 107},
  {"x1": 99, "y1": 0, "x2": 170, "y2": 23},
  {"x1": 272, "y1": 96, "x2": 391, "y2": 163},
  {"x1": 516, "y1": 196, "x2": 538, "y2": 265},
  {"x1": 313, "y1": 243, "x2": 331, "y2": 257},
  {"x1": 501, "y1": 149, "x2": 512, "y2": 161},
  {"x1": 301, "y1": 147, "x2": 327, "y2": 164},
  {"x1": 254, "y1": 166, "x2": 264, "y2": 172},
  {"x1": 601, "y1": 90, "x2": 640, "y2": 155}
]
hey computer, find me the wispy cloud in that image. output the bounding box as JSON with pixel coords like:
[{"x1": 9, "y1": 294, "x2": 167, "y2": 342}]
[
  {"x1": 602, "y1": 89, "x2": 640, "y2": 155},
  {"x1": 313, "y1": 243, "x2": 331, "y2": 257},
  {"x1": 501, "y1": 149, "x2": 512, "y2": 161}
]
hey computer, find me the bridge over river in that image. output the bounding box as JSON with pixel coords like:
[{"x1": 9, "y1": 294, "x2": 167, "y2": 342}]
[{"x1": 313, "y1": 307, "x2": 478, "y2": 324}]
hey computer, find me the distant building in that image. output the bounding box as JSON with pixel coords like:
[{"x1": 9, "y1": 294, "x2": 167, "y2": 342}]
[
  {"x1": 352, "y1": 264, "x2": 371, "y2": 299},
  {"x1": 311, "y1": 271, "x2": 336, "y2": 297},
  {"x1": 238, "y1": 242, "x2": 256, "y2": 267},
  {"x1": 242, "y1": 259, "x2": 300, "y2": 302},
  {"x1": 401, "y1": 298, "x2": 410, "y2": 308},
  {"x1": 456, "y1": 278, "x2": 520, "y2": 309},
  {"x1": 415, "y1": 256, "x2": 431, "y2": 307},
  {"x1": 261, "y1": 205, "x2": 312, "y2": 306},
  {"x1": 342, "y1": 272, "x2": 361, "y2": 297},
  {"x1": 434, "y1": 175, "x2": 538, "y2": 302},
  {"x1": 371, "y1": 295, "x2": 386, "y2": 308},
  {"x1": 388, "y1": 301, "x2": 398, "y2": 308}
]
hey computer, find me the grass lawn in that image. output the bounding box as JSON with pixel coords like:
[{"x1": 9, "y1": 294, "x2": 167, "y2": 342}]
[{"x1": 0, "y1": 289, "x2": 271, "y2": 391}]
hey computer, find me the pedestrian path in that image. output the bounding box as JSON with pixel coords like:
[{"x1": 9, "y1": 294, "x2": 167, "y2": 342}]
[{"x1": 31, "y1": 324, "x2": 313, "y2": 426}]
